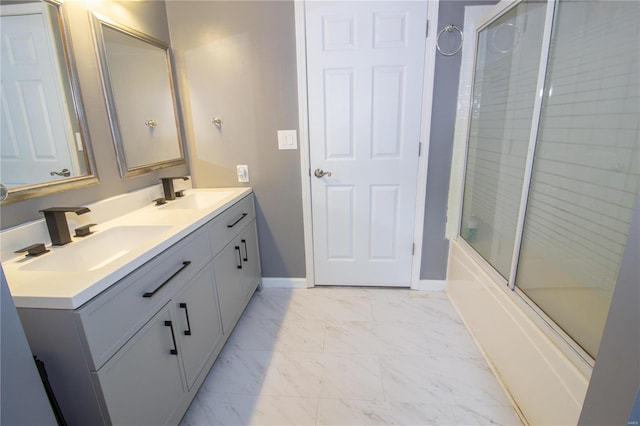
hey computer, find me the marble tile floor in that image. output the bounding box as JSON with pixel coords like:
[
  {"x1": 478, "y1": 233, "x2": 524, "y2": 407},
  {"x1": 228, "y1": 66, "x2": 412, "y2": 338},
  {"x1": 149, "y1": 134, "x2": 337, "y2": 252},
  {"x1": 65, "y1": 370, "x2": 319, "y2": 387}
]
[{"x1": 181, "y1": 287, "x2": 523, "y2": 426}]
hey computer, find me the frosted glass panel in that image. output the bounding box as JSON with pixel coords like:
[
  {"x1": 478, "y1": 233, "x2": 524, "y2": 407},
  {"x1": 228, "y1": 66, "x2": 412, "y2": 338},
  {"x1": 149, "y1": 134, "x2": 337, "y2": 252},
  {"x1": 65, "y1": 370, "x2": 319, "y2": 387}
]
[
  {"x1": 516, "y1": 1, "x2": 640, "y2": 358},
  {"x1": 461, "y1": 2, "x2": 547, "y2": 277}
]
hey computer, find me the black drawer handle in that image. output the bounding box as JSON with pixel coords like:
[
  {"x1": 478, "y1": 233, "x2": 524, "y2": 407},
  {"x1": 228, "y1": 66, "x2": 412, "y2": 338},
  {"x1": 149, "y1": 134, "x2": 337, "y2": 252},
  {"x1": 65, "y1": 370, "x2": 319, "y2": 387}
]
[
  {"x1": 241, "y1": 239, "x2": 248, "y2": 262},
  {"x1": 179, "y1": 303, "x2": 192, "y2": 336},
  {"x1": 143, "y1": 261, "x2": 191, "y2": 298},
  {"x1": 227, "y1": 213, "x2": 248, "y2": 228},
  {"x1": 164, "y1": 321, "x2": 178, "y2": 355},
  {"x1": 235, "y1": 246, "x2": 243, "y2": 269}
]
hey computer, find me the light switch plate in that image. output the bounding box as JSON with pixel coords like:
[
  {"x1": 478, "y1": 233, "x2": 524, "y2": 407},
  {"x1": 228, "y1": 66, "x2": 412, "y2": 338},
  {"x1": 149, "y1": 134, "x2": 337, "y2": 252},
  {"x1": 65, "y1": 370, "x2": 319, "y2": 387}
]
[
  {"x1": 236, "y1": 165, "x2": 249, "y2": 183},
  {"x1": 278, "y1": 130, "x2": 297, "y2": 150}
]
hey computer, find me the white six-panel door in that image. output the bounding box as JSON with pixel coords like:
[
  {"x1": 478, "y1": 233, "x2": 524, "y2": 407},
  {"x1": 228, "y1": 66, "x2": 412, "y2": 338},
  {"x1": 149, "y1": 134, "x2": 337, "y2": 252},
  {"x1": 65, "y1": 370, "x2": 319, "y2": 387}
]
[
  {"x1": 306, "y1": 1, "x2": 428, "y2": 286},
  {"x1": 0, "y1": 4, "x2": 79, "y2": 188}
]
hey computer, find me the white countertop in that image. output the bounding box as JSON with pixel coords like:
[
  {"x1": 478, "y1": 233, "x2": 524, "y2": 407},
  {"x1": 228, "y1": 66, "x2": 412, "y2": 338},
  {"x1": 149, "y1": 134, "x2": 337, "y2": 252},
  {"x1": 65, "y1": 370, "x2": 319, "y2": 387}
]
[{"x1": 2, "y1": 187, "x2": 252, "y2": 310}]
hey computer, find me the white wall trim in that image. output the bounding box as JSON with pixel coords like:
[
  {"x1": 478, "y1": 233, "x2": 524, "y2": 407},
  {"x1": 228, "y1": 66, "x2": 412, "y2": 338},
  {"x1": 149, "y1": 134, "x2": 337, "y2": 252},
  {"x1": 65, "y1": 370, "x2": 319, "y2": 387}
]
[
  {"x1": 261, "y1": 277, "x2": 308, "y2": 289},
  {"x1": 410, "y1": 0, "x2": 439, "y2": 290},
  {"x1": 294, "y1": 0, "x2": 314, "y2": 289},
  {"x1": 447, "y1": 238, "x2": 589, "y2": 425},
  {"x1": 416, "y1": 279, "x2": 447, "y2": 292}
]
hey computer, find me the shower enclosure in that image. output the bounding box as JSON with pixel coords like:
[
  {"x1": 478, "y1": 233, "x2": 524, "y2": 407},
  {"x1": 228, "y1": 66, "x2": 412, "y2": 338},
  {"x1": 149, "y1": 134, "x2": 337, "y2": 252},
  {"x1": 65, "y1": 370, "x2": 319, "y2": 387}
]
[{"x1": 458, "y1": 0, "x2": 639, "y2": 360}]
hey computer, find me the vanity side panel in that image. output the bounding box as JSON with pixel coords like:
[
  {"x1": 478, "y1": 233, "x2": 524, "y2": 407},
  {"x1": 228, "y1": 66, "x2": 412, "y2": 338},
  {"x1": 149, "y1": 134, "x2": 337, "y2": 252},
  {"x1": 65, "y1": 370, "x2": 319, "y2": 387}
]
[
  {"x1": 17, "y1": 308, "x2": 107, "y2": 426},
  {"x1": 1, "y1": 271, "x2": 56, "y2": 425}
]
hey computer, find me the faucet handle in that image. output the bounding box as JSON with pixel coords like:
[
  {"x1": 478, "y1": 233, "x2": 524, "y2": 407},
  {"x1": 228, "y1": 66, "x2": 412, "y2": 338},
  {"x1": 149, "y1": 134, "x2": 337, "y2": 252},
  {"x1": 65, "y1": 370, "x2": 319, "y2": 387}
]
[
  {"x1": 74, "y1": 223, "x2": 97, "y2": 237},
  {"x1": 15, "y1": 243, "x2": 49, "y2": 257}
]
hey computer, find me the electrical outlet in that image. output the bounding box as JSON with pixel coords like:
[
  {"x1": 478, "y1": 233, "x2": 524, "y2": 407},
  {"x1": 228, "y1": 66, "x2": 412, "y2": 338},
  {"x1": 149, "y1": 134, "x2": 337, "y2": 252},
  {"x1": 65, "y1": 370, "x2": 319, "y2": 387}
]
[{"x1": 236, "y1": 165, "x2": 249, "y2": 183}]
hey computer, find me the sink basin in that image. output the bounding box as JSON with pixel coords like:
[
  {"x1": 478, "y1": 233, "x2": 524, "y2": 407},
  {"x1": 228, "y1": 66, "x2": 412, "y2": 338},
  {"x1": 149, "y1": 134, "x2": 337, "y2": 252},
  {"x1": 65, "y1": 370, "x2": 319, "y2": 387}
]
[
  {"x1": 160, "y1": 191, "x2": 235, "y2": 210},
  {"x1": 19, "y1": 225, "x2": 171, "y2": 272}
]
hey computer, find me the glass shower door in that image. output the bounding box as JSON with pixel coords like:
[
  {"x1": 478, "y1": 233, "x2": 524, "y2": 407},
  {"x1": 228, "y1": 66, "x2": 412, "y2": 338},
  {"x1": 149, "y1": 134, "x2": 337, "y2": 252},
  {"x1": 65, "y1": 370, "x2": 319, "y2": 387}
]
[
  {"x1": 460, "y1": 1, "x2": 547, "y2": 278},
  {"x1": 515, "y1": 0, "x2": 640, "y2": 358}
]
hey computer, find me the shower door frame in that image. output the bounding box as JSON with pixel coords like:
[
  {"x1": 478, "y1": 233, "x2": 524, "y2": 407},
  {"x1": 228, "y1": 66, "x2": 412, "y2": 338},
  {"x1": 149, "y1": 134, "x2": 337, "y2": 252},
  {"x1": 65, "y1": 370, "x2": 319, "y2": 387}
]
[{"x1": 456, "y1": 0, "x2": 596, "y2": 368}]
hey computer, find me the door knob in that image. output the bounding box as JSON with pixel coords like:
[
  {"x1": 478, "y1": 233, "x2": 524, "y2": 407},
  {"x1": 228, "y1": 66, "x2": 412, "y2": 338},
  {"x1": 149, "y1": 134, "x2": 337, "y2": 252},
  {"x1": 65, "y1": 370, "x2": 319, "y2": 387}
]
[
  {"x1": 50, "y1": 168, "x2": 70, "y2": 177},
  {"x1": 314, "y1": 168, "x2": 332, "y2": 178}
]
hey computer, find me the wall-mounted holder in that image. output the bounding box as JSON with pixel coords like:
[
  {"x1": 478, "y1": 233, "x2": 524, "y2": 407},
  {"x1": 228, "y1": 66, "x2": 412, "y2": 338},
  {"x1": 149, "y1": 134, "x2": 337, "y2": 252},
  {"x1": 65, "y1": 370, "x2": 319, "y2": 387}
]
[
  {"x1": 437, "y1": 24, "x2": 463, "y2": 56},
  {"x1": 212, "y1": 117, "x2": 223, "y2": 127}
]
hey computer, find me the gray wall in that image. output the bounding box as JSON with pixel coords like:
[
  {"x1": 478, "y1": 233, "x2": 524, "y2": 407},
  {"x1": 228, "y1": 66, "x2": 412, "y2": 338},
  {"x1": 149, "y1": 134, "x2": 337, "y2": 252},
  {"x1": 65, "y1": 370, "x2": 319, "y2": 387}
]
[
  {"x1": 1, "y1": 266, "x2": 56, "y2": 425},
  {"x1": 166, "y1": 1, "x2": 305, "y2": 278},
  {"x1": 420, "y1": 0, "x2": 497, "y2": 280},
  {"x1": 579, "y1": 194, "x2": 640, "y2": 425},
  {"x1": 0, "y1": 0, "x2": 188, "y2": 230}
]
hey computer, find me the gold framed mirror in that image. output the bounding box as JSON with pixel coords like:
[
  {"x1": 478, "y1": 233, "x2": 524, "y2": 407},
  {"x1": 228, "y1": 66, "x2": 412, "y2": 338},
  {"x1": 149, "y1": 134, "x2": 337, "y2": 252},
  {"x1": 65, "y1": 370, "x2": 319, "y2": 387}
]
[
  {"x1": 91, "y1": 13, "x2": 185, "y2": 178},
  {"x1": 0, "y1": 0, "x2": 97, "y2": 203}
]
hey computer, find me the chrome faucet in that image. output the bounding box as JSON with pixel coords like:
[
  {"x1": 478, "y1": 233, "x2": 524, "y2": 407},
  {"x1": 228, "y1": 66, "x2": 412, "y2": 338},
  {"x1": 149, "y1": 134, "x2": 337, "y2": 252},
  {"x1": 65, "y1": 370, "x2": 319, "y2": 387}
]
[
  {"x1": 39, "y1": 207, "x2": 90, "y2": 246},
  {"x1": 160, "y1": 176, "x2": 189, "y2": 201}
]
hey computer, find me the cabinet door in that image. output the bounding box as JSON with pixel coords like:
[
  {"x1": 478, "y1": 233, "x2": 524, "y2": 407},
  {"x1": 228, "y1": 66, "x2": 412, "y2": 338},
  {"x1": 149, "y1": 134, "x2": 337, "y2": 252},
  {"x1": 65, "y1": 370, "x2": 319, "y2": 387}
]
[
  {"x1": 172, "y1": 263, "x2": 223, "y2": 390},
  {"x1": 213, "y1": 241, "x2": 245, "y2": 335},
  {"x1": 95, "y1": 305, "x2": 184, "y2": 426},
  {"x1": 238, "y1": 221, "x2": 261, "y2": 298}
]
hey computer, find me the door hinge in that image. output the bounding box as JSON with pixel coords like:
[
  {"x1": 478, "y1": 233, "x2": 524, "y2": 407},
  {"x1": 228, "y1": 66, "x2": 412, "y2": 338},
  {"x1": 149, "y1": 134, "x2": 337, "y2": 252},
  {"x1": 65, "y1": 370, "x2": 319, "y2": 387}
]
[
  {"x1": 418, "y1": 142, "x2": 423, "y2": 157},
  {"x1": 426, "y1": 20, "x2": 429, "y2": 38},
  {"x1": 309, "y1": 168, "x2": 311, "y2": 177},
  {"x1": 412, "y1": 243, "x2": 415, "y2": 255}
]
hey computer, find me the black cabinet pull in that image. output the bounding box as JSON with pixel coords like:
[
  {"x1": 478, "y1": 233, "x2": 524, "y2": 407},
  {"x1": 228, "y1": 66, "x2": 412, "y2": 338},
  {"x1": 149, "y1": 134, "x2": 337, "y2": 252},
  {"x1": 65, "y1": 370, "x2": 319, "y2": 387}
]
[
  {"x1": 227, "y1": 213, "x2": 247, "y2": 228},
  {"x1": 143, "y1": 261, "x2": 191, "y2": 298},
  {"x1": 235, "y1": 246, "x2": 243, "y2": 269},
  {"x1": 241, "y1": 239, "x2": 248, "y2": 262},
  {"x1": 164, "y1": 321, "x2": 178, "y2": 355},
  {"x1": 179, "y1": 303, "x2": 192, "y2": 336}
]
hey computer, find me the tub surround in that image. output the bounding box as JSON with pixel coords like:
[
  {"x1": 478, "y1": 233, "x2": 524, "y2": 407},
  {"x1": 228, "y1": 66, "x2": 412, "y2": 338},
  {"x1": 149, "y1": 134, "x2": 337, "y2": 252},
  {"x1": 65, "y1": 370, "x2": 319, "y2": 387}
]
[
  {"x1": 1, "y1": 181, "x2": 251, "y2": 309},
  {"x1": 446, "y1": 238, "x2": 589, "y2": 425}
]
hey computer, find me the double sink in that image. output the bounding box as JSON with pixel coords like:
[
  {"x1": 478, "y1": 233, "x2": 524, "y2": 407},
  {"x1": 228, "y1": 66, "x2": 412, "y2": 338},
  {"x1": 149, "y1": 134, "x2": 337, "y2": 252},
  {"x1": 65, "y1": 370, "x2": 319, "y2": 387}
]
[
  {"x1": 2, "y1": 188, "x2": 247, "y2": 309},
  {"x1": 20, "y1": 191, "x2": 234, "y2": 273}
]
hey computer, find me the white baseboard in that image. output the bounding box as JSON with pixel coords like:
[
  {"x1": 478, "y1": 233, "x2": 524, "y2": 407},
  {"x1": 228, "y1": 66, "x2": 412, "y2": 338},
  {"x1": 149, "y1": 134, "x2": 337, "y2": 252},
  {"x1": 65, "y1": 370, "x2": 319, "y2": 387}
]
[
  {"x1": 260, "y1": 277, "x2": 308, "y2": 289},
  {"x1": 417, "y1": 279, "x2": 447, "y2": 291},
  {"x1": 261, "y1": 278, "x2": 445, "y2": 291}
]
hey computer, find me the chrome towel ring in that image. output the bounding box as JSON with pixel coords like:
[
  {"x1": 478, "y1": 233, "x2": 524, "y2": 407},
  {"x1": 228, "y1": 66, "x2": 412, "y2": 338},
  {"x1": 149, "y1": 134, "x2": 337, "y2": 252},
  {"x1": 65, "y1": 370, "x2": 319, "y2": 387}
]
[{"x1": 436, "y1": 24, "x2": 463, "y2": 56}]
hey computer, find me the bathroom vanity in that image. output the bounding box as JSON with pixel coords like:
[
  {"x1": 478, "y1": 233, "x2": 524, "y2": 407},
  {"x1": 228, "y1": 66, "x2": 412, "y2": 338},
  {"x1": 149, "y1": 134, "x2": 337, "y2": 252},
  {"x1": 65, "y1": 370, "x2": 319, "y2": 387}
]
[{"x1": 3, "y1": 187, "x2": 261, "y2": 425}]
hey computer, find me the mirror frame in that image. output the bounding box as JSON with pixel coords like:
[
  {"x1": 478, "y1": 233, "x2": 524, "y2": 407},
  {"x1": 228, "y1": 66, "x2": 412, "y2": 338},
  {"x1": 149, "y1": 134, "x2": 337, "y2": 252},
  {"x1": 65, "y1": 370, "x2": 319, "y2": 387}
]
[
  {"x1": 91, "y1": 13, "x2": 186, "y2": 178},
  {"x1": 0, "y1": 0, "x2": 98, "y2": 204}
]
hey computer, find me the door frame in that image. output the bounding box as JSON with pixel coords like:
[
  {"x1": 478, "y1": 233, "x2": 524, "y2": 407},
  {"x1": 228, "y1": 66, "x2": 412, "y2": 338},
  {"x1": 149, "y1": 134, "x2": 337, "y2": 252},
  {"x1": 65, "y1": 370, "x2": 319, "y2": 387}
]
[{"x1": 294, "y1": 0, "x2": 440, "y2": 289}]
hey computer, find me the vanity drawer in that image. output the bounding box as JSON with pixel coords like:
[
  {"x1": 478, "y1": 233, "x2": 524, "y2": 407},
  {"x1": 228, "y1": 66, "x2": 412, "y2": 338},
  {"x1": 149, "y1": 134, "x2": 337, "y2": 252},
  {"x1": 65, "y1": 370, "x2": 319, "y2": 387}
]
[
  {"x1": 208, "y1": 194, "x2": 255, "y2": 256},
  {"x1": 75, "y1": 228, "x2": 213, "y2": 371}
]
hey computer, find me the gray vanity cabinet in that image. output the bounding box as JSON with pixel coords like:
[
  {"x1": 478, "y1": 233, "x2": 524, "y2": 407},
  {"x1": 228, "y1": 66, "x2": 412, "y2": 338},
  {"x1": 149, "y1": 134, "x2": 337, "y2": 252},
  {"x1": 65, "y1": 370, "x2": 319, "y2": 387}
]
[
  {"x1": 93, "y1": 304, "x2": 185, "y2": 426},
  {"x1": 238, "y1": 223, "x2": 261, "y2": 298},
  {"x1": 16, "y1": 193, "x2": 262, "y2": 426},
  {"x1": 96, "y1": 263, "x2": 223, "y2": 424},
  {"x1": 213, "y1": 240, "x2": 245, "y2": 334},
  {"x1": 170, "y1": 265, "x2": 223, "y2": 390},
  {"x1": 214, "y1": 219, "x2": 261, "y2": 335}
]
